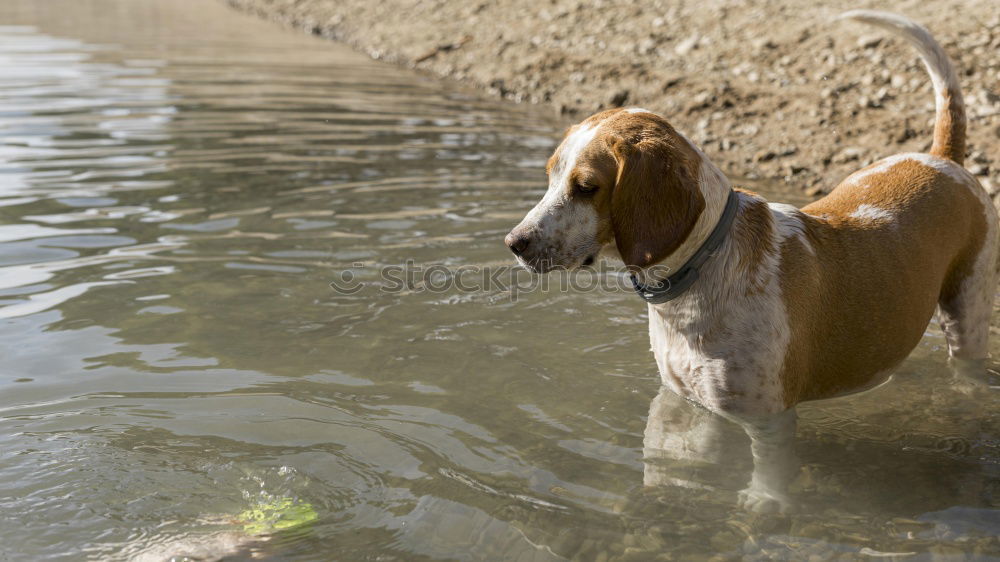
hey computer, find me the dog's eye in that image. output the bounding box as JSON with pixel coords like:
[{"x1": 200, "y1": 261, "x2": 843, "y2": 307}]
[{"x1": 575, "y1": 181, "x2": 598, "y2": 195}]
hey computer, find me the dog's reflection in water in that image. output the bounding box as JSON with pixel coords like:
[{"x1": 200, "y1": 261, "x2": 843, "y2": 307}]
[
  {"x1": 643, "y1": 388, "x2": 749, "y2": 490},
  {"x1": 642, "y1": 363, "x2": 995, "y2": 515},
  {"x1": 642, "y1": 387, "x2": 798, "y2": 511}
]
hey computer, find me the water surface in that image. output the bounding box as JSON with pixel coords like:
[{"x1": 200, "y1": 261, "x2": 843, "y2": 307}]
[{"x1": 0, "y1": 1, "x2": 998, "y2": 560}]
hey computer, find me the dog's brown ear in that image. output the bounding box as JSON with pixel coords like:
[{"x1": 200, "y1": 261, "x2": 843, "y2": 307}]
[{"x1": 609, "y1": 134, "x2": 705, "y2": 269}]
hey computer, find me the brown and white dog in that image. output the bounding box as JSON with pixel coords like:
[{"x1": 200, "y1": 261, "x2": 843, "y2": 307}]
[{"x1": 505, "y1": 11, "x2": 998, "y2": 512}]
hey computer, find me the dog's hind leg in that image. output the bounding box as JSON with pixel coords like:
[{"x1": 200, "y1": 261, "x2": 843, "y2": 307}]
[
  {"x1": 937, "y1": 212, "x2": 998, "y2": 395},
  {"x1": 937, "y1": 212, "x2": 998, "y2": 364},
  {"x1": 938, "y1": 273, "x2": 993, "y2": 363}
]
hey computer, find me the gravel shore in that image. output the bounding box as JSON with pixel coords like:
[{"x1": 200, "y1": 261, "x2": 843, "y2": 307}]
[{"x1": 225, "y1": 0, "x2": 1000, "y2": 197}]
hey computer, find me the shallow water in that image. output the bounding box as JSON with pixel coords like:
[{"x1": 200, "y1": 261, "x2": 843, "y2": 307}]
[{"x1": 0, "y1": 1, "x2": 998, "y2": 560}]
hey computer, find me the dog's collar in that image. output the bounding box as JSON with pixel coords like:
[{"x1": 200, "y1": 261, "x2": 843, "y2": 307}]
[{"x1": 630, "y1": 189, "x2": 740, "y2": 304}]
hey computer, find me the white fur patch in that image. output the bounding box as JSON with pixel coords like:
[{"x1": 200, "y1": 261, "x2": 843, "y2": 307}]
[
  {"x1": 554, "y1": 124, "x2": 599, "y2": 175},
  {"x1": 849, "y1": 204, "x2": 894, "y2": 222},
  {"x1": 625, "y1": 107, "x2": 652, "y2": 114},
  {"x1": 520, "y1": 121, "x2": 600, "y2": 230},
  {"x1": 844, "y1": 154, "x2": 909, "y2": 186},
  {"x1": 768, "y1": 203, "x2": 813, "y2": 253},
  {"x1": 647, "y1": 192, "x2": 792, "y2": 418},
  {"x1": 511, "y1": 119, "x2": 605, "y2": 267}
]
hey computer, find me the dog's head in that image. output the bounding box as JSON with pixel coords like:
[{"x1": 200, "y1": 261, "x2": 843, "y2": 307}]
[{"x1": 505, "y1": 108, "x2": 707, "y2": 273}]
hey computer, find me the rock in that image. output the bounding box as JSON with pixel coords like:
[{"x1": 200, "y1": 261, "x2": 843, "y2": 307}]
[
  {"x1": 636, "y1": 37, "x2": 657, "y2": 55},
  {"x1": 857, "y1": 34, "x2": 883, "y2": 48},
  {"x1": 980, "y1": 177, "x2": 997, "y2": 195},
  {"x1": 752, "y1": 38, "x2": 777, "y2": 51},
  {"x1": 969, "y1": 163, "x2": 989, "y2": 176},
  {"x1": 893, "y1": 123, "x2": 918, "y2": 143},
  {"x1": 691, "y1": 91, "x2": 713, "y2": 107},
  {"x1": 755, "y1": 150, "x2": 777, "y2": 162},
  {"x1": 674, "y1": 33, "x2": 701, "y2": 55},
  {"x1": 833, "y1": 147, "x2": 864, "y2": 163},
  {"x1": 610, "y1": 90, "x2": 630, "y2": 107},
  {"x1": 559, "y1": 104, "x2": 578, "y2": 116},
  {"x1": 783, "y1": 163, "x2": 808, "y2": 176},
  {"x1": 662, "y1": 77, "x2": 683, "y2": 90}
]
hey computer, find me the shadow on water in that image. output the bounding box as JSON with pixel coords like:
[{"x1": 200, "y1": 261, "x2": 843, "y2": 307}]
[{"x1": 0, "y1": 0, "x2": 997, "y2": 560}]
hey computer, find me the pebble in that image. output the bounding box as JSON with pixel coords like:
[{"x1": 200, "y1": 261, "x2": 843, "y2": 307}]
[
  {"x1": 755, "y1": 150, "x2": 777, "y2": 162},
  {"x1": 610, "y1": 90, "x2": 630, "y2": 107},
  {"x1": 981, "y1": 177, "x2": 997, "y2": 195},
  {"x1": 753, "y1": 38, "x2": 777, "y2": 51},
  {"x1": 637, "y1": 37, "x2": 657, "y2": 55},
  {"x1": 833, "y1": 147, "x2": 865, "y2": 163},
  {"x1": 674, "y1": 33, "x2": 701, "y2": 55},
  {"x1": 857, "y1": 34, "x2": 883, "y2": 49}
]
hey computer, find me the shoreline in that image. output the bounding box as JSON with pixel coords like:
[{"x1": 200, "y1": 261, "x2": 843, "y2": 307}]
[{"x1": 224, "y1": 0, "x2": 999, "y2": 198}]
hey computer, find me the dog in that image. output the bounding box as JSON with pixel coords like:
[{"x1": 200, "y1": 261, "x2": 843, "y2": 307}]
[{"x1": 505, "y1": 11, "x2": 998, "y2": 513}]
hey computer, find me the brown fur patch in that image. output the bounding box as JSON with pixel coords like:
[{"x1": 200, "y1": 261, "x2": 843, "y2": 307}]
[
  {"x1": 601, "y1": 113, "x2": 705, "y2": 268},
  {"x1": 931, "y1": 88, "x2": 966, "y2": 165},
  {"x1": 779, "y1": 158, "x2": 987, "y2": 405},
  {"x1": 730, "y1": 190, "x2": 773, "y2": 295}
]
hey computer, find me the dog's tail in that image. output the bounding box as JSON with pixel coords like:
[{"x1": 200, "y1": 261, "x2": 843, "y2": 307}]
[{"x1": 838, "y1": 10, "x2": 966, "y2": 165}]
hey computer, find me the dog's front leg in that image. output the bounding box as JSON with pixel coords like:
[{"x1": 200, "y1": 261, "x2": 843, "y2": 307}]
[{"x1": 733, "y1": 408, "x2": 799, "y2": 514}]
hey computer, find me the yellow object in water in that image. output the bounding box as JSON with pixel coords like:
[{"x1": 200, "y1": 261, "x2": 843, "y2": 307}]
[{"x1": 238, "y1": 497, "x2": 318, "y2": 535}]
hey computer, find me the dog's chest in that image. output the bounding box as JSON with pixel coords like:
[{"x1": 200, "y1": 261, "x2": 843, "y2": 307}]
[{"x1": 647, "y1": 301, "x2": 788, "y2": 417}]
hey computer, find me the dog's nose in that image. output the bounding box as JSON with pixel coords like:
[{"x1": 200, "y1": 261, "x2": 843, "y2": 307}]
[{"x1": 505, "y1": 231, "x2": 531, "y2": 256}]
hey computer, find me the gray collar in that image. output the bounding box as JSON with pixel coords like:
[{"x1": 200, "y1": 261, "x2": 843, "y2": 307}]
[{"x1": 630, "y1": 190, "x2": 740, "y2": 304}]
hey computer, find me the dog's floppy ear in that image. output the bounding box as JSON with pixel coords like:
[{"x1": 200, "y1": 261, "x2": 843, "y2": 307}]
[{"x1": 609, "y1": 134, "x2": 705, "y2": 269}]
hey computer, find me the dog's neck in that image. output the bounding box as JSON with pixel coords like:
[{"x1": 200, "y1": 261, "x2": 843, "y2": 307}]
[
  {"x1": 646, "y1": 189, "x2": 784, "y2": 346},
  {"x1": 646, "y1": 193, "x2": 751, "y2": 337}
]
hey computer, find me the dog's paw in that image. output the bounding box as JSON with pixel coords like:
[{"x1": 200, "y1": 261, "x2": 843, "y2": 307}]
[
  {"x1": 949, "y1": 357, "x2": 992, "y2": 396},
  {"x1": 737, "y1": 486, "x2": 795, "y2": 515}
]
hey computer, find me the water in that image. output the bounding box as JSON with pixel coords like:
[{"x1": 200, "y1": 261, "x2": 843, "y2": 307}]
[{"x1": 0, "y1": 1, "x2": 997, "y2": 560}]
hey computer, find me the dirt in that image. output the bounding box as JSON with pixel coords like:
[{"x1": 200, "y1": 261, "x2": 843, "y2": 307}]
[{"x1": 224, "y1": 0, "x2": 1000, "y2": 198}]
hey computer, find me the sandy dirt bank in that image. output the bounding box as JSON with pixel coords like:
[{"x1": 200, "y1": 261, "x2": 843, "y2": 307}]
[{"x1": 225, "y1": 0, "x2": 1000, "y2": 197}]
